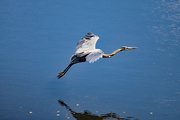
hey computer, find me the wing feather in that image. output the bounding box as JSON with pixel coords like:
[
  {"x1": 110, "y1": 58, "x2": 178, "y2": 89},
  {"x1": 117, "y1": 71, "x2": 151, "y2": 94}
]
[
  {"x1": 86, "y1": 49, "x2": 103, "y2": 63},
  {"x1": 75, "y1": 32, "x2": 99, "y2": 54}
]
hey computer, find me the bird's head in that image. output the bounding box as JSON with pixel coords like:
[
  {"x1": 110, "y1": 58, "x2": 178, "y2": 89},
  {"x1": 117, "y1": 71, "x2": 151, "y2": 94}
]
[{"x1": 121, "y1": 46, "x2": 138, "y2": 51}]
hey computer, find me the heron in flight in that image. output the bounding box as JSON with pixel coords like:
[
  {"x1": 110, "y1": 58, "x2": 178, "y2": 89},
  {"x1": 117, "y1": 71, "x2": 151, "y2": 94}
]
[{"x1": 58, "y1": 32, "x2": 138, "y2": 79}]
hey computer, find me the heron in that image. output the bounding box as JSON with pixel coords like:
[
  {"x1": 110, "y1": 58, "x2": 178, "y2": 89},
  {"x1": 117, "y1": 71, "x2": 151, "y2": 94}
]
[{"x1": 57, "y1": 32, "x2": 138, "y2": 79}]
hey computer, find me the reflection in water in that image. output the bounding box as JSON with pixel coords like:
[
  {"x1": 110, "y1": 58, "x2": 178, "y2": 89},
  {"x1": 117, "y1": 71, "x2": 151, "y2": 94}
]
[{"x1": 58, "y1": 100, "x2": 138, "y2": 120}]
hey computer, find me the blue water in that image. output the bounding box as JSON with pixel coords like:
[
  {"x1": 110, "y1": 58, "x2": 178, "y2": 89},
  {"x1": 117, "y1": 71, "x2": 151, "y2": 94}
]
[{"x1": 0, "y1": 0, "x2": 180, "y2": 120}]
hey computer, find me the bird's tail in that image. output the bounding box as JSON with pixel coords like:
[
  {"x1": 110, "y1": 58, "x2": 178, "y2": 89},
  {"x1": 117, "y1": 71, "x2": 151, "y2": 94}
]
[{"x1": 57, "y1": 64, "x2": 73, "y2": 79}]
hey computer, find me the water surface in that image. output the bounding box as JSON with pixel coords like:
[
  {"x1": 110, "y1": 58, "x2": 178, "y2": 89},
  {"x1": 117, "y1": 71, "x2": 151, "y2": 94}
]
[{"x1": 0, "y1": 0, "x2": 180, "y2": 120}]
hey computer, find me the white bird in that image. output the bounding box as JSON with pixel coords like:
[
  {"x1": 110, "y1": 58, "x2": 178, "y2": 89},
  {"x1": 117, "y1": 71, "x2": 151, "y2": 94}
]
[{"x1": 58, "y1": 32, "x2": 138, "y2": 79}]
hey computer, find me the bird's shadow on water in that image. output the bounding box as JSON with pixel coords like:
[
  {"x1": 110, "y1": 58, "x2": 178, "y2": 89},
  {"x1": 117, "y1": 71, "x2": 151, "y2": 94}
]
[{"x1": 58, "y1": 99, "x2": 139, "y2": 120}]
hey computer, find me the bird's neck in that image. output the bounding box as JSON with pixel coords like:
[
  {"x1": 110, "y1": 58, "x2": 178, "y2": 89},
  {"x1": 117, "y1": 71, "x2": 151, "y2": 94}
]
[{"x1": 102, "y1": 48, "x2": 124, "y2": 58}]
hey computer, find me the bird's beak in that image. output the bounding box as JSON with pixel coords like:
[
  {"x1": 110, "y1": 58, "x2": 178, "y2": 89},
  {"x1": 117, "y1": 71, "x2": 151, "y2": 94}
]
[{"x1": 127, "y1": 47, "x2": 138, "y2": 50}]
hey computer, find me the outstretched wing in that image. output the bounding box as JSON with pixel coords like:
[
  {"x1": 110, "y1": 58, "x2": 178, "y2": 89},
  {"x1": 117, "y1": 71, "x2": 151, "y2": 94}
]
[
  {"x1": 75, "y1": 32, "x2": 99, "y2": 54},
  {"x1": 86, "y1": 49, "x2": 103, "y2": 63}
]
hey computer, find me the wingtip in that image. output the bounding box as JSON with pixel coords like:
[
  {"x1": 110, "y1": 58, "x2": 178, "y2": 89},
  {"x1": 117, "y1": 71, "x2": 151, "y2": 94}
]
[{"x1": 88, "y1": 31, "x2": 93, "y2": 35}]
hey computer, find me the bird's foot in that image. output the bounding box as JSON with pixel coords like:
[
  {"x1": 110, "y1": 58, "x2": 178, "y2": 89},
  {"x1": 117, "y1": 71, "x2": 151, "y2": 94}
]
[{"x1": 57, "y1": 72, "x2": 64, "y2": 79}]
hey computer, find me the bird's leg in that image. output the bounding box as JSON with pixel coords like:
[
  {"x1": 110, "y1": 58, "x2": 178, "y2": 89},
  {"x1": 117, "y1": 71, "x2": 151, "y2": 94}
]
[
  {"x1": 58, "y1": 100, "x2": 74, "y2": 113},
  {"x1": 57, "y1": 63, "x2": 74, "y2": 79},
  {"x1": 103, "y1": 46, "x2": 138, "y2": 58}
]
